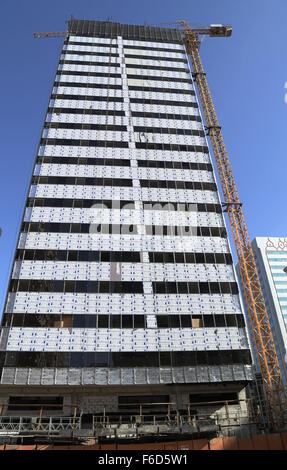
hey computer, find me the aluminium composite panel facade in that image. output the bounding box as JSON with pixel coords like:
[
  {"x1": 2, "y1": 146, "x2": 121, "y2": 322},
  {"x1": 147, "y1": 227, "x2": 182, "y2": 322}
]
[{"x1": 0, "y1": 21, "x2": 252, "y2": 406}]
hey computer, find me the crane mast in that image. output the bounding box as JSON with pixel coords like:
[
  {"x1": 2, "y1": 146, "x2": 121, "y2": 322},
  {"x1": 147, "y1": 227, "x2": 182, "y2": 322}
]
[{"x1": 176, "y1": 20, "x2": 286, "y2": 430}]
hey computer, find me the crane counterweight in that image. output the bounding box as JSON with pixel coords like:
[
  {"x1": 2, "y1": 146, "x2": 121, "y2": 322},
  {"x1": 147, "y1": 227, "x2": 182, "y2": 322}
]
[{"x1": 209, "y1": 24, "x2": 232, "y2": 36}]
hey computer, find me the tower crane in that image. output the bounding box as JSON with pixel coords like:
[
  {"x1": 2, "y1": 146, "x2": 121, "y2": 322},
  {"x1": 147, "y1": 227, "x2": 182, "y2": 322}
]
[
  {"x1": 34, "y1": 20, "x2": 287, "y2": 430},
  {"x1": 175, "y1": 20, "x2": 286, "y2": 430}
]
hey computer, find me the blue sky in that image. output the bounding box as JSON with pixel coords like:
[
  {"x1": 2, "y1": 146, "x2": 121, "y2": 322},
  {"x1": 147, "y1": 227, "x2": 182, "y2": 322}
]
[{"x1": 0, "y1": 0, "x2": 287, "y2": 315}]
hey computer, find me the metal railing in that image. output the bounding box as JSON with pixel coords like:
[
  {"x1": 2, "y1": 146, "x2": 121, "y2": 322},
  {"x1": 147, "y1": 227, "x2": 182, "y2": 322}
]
[
  {"x1": 0, "y1": 398, "x2": 262, "y2": 436},
  {"x1": 92, "y1": 398, "x2": 261, "y2": 431},
  {"x1": 0, "y1": 416, "x2": 81, "y2": 433},
  {"x1": 0, "y1": 403, "x2": 80, "y2": 433}
]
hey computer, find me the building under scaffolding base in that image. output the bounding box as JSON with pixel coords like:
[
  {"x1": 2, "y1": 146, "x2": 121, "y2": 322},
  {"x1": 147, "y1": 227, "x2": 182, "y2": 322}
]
[{"x1": 0, "y1": 19, "x2": 256, "y2": 442}]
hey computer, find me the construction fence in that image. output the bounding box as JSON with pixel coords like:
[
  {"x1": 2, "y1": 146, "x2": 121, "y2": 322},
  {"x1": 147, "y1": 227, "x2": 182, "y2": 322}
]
[{"x1": 1, "y1": 432, "x2": 287, "y2": 450}]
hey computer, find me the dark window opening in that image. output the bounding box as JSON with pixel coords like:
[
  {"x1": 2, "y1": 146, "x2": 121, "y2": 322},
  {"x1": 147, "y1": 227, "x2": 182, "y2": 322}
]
[
  {"x1": 8, "y1": 396, "x2": 63, "y2": 411},
  {"x1": 118, "y1": 395, "x2": 169, "y2": 413},
  {"x1": 189, "y1": 393, "x2": 239, "y2": 407},
  {"x1": 1, "y1": 350, "x2": 251, "y2": 369}
]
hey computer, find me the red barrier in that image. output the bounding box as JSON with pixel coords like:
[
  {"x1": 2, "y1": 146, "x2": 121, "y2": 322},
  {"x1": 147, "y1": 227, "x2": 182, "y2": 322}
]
[
  {"x1": 192, "y1": 438, "x2": 209, "y2": 450},
  {"x1": 52, "y1": 446, "x2": 73, "y2": 450},
  {"x1": 209, "y1": 438, "x2": 224, "y2": 450},
  {"x1": 251, "y1": 434, "x2": 269, "y2": 450},
  {"x1": 17, "y1": 445, "x2": 36, "y2": 450},
  {"x1": 1, "y1": 431, "x2": 287, "y2": 450},
  {"x1": 163, "y1": 442, "x2": 178, "y2": 450},
  {"x1": 281, "y1": 433, "x2": 287, "y2": 450},
  {"x1": 222, "y1": 437, "x2": 239, "y2": 450},
  {"x1": 266, "y1": 434, "x2": 283, "y2": 450},
  {"x1": 100, "y1": 444, "x2": 116, "y2": 450},
  {"x1": 118, "y1": 442, "x2": 163, "y2": 450},
  {"x1": 36, "y1": 445, "x2": 54, "y2": 450},
  {"x1": 178, "y1": 440, "x2": 194, "y2": 450},
  {"x1": 238, "y1": 438, "x2": 254, "y2": 450}
]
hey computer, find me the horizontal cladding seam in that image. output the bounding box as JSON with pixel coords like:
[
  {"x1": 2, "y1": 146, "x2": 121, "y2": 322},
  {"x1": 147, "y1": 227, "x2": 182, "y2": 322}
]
[
  {"x1": 49, "y1": 95, "x2": 198, "y2": 106},
  {"x1": 53, "y1": 82, "x2": 124, "y2": 90},
  {"x1": 59, "y1": 58, "x2": 188, "y2": 68},
  {"x1": 13, "y1": 257, "x2": 231, "y2": 267},
  {"x1": 53, "y1": 84, "x2": 195, "y2": 95},
  {"x1": 9, "y1": 280, "x2": 239, "y2": 295},
  {"x1": 46, "y1": 108, "x2": 199, "y2": 118},
  {"x1": 18, "y1": 241, "x2": 230, "y2": 256},
  {"x1": 66, "y1": 41, "x2": 185, "y2": 54},
  {"x1": 30, "y1": 176, "x2": 215, "y2": 187},
  {"x1": 35, "y1": 169, "x2": 213, "y2": 181},
  {"x1": 29, "y1": 189, "x2": 218, "y2": 199},
  {"x1": 43, "y1": 123, "x2": 202, "y2": 133},
  {"x1": 26, "y1": 198, "x2": 221, "y2": 209},
  {"x1": 4, "y1": 324, "x2": 245, "y2": 332},
  {"x1": 63, "y1": 45, "x2": 185, "y2": 53},
  {"x1": 15, "y1": 249, "x2": 232, "y2": 263},
  {"x1": 43, "y1": 125, "x2": 203, "y2": 136},
  {"x1": 61, "y1": 52, "x2": 186, "y2": 59},
  {"x1": 52, "y1": 83, "x2": 195, "y2": 93},
  {"x1": 57, "y1": 70, "x2": 193, "y2": 82},
  {"x1": 3, "y1": 313, "x2": 246, "y2": 329},
  {"x1": 0, "y1": 350, "x2": 252, "y2": 369},
  {"x1": 12, "y1": 269, "x2": 234, "y2": 283},
  {"x1": 39, "y1": 142, "x2": 207, "y2": 152},
  {"x1": 36, "y1": 158, "x2": 210, "y2": 169},
  {"x1": 37, "y1": 157, "x2": 130, "y2": 166},
  {"x1": 24, "y1": 214, "x2": 222, "y2": 226},
  {"x1": 60, "y1": 62, "x2": 189, "y2": 70},
  {"x1": 62, "y1": 52, "x2": 188, "y2": 63},
  {"x1": 6, "y1": 294, "x2": 241, "y2": 308},
  {"x1": 20, "y1": 224, "x2": 226, "y2": 237}
]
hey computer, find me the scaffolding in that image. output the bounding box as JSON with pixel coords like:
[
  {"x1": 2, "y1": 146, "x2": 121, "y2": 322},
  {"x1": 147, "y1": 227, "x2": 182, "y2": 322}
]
[{"x1": 0, "y1": 397, "x2": 262, "y2": 444}]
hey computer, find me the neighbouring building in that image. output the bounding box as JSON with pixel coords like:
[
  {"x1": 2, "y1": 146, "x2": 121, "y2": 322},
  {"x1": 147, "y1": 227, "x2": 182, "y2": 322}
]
[{"x1": 236, "y1": 237, "x2": 287, "y2": 388}]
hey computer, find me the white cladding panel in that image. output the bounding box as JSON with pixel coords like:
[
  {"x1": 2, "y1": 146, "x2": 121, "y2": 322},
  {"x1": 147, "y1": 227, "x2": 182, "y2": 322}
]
[
  {"x1": 6, "y1": 292, "x2": 241, "y2": 315},
  {"x1": 29, "y1": 185, "x2": 219, "y2": 204},
  {"x1": 18, "y1": 232, "x2": 230, "y2": 253},
  {"x1": 12, "y1": 260, "x2": 235, "y2": 282},
  {"x1": 24, "y1": 207, "x2": 223, "y2": 226},
  {"x1": 6, "y1": 327, "x2": 247, "y2": 352},
  {"x1": 36, "y1": 164, "x2": 213, "y2": 182},
  {"x1": 38, "y1": 146, "x2": 211, "y2": 163}
]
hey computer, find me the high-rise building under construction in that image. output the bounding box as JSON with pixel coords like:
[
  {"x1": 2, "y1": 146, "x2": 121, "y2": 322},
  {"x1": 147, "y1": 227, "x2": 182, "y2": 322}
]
[{"x1": 0, "y1": 19, "x2": 254, "y2": 438}]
